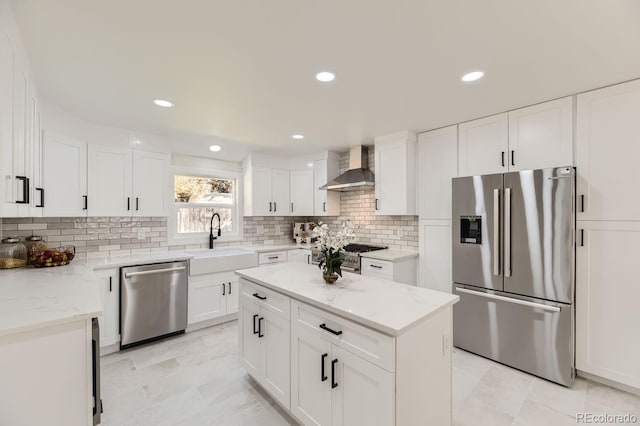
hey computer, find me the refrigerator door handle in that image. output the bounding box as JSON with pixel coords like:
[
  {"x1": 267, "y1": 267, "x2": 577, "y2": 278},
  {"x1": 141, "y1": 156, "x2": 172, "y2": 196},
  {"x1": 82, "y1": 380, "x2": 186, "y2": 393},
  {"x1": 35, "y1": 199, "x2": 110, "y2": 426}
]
[
  {"x1": 456, "y1": 287, "x2": 561, "y2": 313},
  {"x1": 504, "y1": 187, "x2": 512, "y2": 277},
  {"x1": 493, "y1": 189, "x2": 500, "y2": 276}
]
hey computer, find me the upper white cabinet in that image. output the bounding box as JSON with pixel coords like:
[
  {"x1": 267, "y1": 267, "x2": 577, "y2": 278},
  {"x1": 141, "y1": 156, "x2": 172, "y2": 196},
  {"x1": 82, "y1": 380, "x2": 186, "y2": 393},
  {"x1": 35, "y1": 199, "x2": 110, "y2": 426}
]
[
  {"x1": 374, "y1": 131, "x2": 417, "y2": 216},
  {"x1": 577, "y1": 79, "x2": 640, "y2": 221},
  {"x1": 576, "y1": 221, "x2": 640, "y2": 389},
  {"x1": 508, "y1": 97, "x2": 573, "y2": 171},
  {"x1": 314, "y1": 154, "x2": 341, "y2": 216},
  {"x1": 458, "y1": 113, "x2": 509, "y2": 176},
  {"x1": 132, "y1": 150, "x2": 170, "y2": 216},
  {"x1": 42, "y1": 131, "x2": 88, "y2": 217},
  {"x1": 271, "y1": 169, "x2": 290, "y2": 216},
  {"x1": 458, "y1": 98, "x2": 574, "y2": 177},
  {"x1": 290, "y1": 170, "x2": 314, "y2": 216},
  {"x1": 244, "y1": 163, "x2": 291, "y2": 216},
  {"x1": 417, "y1": 125, "x2": 458, "y2": 220},
  {"x1": 88, "y1": 145, "x2": 132, "y2": 217}
]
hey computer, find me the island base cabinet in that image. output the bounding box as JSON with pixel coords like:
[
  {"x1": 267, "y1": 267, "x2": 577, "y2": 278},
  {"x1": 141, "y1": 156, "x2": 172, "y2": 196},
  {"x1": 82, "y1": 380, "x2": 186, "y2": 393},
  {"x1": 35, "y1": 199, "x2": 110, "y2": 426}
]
[{"x1": 239, "y1": 291, "x2": 291, "y2": 410}]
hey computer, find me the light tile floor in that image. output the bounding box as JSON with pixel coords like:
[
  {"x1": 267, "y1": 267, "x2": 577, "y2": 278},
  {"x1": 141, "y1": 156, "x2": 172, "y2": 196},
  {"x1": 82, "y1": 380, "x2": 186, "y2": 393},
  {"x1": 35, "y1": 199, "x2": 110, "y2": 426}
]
[{"x1": 101, "y1": 321, "x2": 640, "y2": 425}]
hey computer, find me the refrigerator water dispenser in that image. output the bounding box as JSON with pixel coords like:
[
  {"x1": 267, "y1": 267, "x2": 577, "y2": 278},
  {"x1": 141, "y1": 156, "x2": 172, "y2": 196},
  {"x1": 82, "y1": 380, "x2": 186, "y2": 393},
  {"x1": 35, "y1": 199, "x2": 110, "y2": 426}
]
[{"x1": 460, "y1": 216, "x2": 482, "y2": 244}]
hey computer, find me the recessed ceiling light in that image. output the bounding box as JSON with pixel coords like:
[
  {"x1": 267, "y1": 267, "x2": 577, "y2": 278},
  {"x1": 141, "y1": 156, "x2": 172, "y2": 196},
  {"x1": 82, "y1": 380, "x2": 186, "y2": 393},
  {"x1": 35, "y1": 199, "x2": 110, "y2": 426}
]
[
  {"x1": 307, "y1": 162, "x2": 314, "y2": 168},
  {"x1": 461, "y1": 71, "x2": 484, "y2": 82},
  {"x1": 153, "y1": 99, "x2": 173, "y2": 107},
  {"x1": 209, "y1": 145, "x2": 222, "y2": 152},
  {"x1": 292, "y1": 134, "x2": 304, "y2": 140},
  {"x1": 315, "y1": 71, "x2": 336, "y2": 82}
]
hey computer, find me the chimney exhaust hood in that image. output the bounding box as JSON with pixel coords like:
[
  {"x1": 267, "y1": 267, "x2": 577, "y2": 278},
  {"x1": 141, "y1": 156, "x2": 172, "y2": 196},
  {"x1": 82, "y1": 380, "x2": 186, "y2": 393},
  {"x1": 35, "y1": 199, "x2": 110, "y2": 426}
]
[{"x1": 319, "y1": 146, "x2": 375, "y2": 191}]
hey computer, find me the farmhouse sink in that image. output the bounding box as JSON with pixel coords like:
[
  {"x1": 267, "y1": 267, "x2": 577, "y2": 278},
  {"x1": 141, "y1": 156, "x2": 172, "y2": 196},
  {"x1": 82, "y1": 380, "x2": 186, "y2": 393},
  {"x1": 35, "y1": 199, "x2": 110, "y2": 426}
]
[{"x1": 186, "y1": 248, "x2": 258, "y2": 275}]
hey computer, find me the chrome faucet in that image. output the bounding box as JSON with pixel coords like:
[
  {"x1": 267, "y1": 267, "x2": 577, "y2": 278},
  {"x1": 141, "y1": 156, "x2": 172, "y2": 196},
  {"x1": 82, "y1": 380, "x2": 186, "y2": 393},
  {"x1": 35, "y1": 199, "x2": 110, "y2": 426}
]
[{"x1": 209, "y1": 212, "x2": 221, "y2": 249}]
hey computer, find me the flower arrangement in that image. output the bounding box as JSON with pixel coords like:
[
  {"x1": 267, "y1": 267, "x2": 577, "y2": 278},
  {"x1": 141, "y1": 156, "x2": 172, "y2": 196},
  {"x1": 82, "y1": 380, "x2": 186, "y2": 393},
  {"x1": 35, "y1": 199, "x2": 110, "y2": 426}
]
[{"x1": 312, "y1": 221, "x2": 356, "y2": 284}]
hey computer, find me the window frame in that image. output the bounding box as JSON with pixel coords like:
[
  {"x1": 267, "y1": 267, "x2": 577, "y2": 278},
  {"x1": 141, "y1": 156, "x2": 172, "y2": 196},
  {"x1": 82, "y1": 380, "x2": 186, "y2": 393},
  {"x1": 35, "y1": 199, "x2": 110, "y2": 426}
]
[{"x1": 168, "y1": 166, "x2": 243, "y2": 246}]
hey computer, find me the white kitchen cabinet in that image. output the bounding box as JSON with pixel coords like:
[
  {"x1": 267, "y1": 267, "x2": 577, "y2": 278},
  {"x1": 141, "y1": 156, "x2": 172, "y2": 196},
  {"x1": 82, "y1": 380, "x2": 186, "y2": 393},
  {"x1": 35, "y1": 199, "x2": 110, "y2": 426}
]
[
  {"x1": 361, "y1": 256, "x2": 417, "y2": 286},
  {"x1": 239, "y1": 289, "x2": 291, "y2": 409},
  {"x1": 188, "y1": 271, "x2": 239, "y2": 326},
  {"x1": 28, "y1": 98, "x2": 44, "y2": 216},
  {"x1": 418, "y1": 219, "x2": 452, "y2": 293},
  {"x1": 132, "y1": 150, "x2": 170, "y2": 216},
  {"x1": 314, "y1": 156, "x2": 341, "y2": 216},
  {"x1": 577, "y1": 79, "x2": 640, "y2": 221},
  {"x1": 417, "y1": 125, "x2": 458, "y2": 220},
  {"x1": 244, "y1": 166, "x2": 291, "y2": 216},
  {"x1": 290, "y1": 170, "x2": 314, "y2": 215},
  {"x1": 287, "y1": 248, "x2": 312, "y2": 264},
  {"x1": 576, "y1": 221, "x2": 640, "y2": 389},
  {"x1": 95, "y1": 268, "x2": 120, "y2": 348},
  {"x1": 508, "y1": 97, "x2": 573, "y2": 171},
  {"x1": 88, "y1": 145, "x2": 133, "y2": 217},
  {"x1": 42, "y1": 131, "x2": 88, "y2": 217},
  {"x1": 458, "y1": 113, "x2": 509, "y2": 177},
  {"x1": 374, "y1": 131, "x2": 417, "y2": 216},
  {"x1": 259, "y1": 250, "x2": 287, "y2": 265}
]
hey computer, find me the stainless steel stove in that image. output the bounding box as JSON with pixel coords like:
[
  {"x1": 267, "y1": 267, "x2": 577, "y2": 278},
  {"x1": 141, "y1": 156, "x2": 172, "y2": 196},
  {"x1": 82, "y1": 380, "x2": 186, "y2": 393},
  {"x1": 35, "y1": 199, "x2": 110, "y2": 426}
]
[{"x1": 310, "y1": 243, "x2": 387, "y2": 274}]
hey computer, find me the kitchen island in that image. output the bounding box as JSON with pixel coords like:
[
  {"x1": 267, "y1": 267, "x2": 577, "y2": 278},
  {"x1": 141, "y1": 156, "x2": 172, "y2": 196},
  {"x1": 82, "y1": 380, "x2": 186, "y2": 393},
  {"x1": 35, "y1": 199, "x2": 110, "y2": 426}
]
[{"x1": 236, "y1": 262, "x2": 459, "y2": 426}]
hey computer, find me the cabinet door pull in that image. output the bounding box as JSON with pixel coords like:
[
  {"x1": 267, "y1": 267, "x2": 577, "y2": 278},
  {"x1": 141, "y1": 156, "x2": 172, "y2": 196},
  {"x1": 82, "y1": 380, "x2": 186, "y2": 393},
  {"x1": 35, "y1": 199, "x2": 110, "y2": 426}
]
[
  {"x1": 331, "y1": 359, "x2": 338, "y2": 388},
  {"x1": 375, "y1": 198, "x2": 379, "y2": 210},
  {"x1": 501, "y1": 151, "x2": 505, "y2": 167},
  {"x1": 83, "y1": 195, "x2": 88, "y2": 210},
  {"x1": 258, "y1": 317, "x2": 264, "y2": 338},
  {"x1": 35, "y1": 188, "x2": 44, "y2": 207},
  {"x1": 321, "y1": 353, "x2": 328, "y2": 382},
  {"x1": 253, "y1": 292, "x2": 267, "y2": 300},
  {"x1": 109, "y1": 276, "x2": 112, "y2": 292},
  {"x1": 269, "y1": 202, "x2": 272, "y2": 212},
  {"x1": 580, "y1": 194, "x2": 585, "y2": 213},
  {"x1": 291, "y1": 202, "x2": 294, "y2": 213},
  {"x1": 15, "y1": 176, "x2": 29, "y2": 204},
  {"x1": 323, "y1": 201, "x2": 326, "y2": 212},
  {"x1": 127, "y1": 197, "x2": 130, "y2": 211},
  {"x1": 222, "y1": 283, "x2": 226, "y2": 296},
  {"x1": 253, "y1": 314, "x2": 259, "y2": 334},
  {"x1": 580, "y1": 229, "x2": 585, "y2": 247},
  {"x1": 511, "y1": 150, "x2": 515, "y2": 166},
  {"x1": 307, "y1": 254, "x2": 310, "y2": 264},
  {"x1": 228, "y1": 282, "x2": 231, "y2": 294},
  {"x1": 274, "y1": 202, "x2": 277, "y2": 212},
  {"x1": 135, "y1": 197, "x2": 139, "y2": 211},
  {"x1": 319, "y1": 323, "x2": 343, "y2": 336}
]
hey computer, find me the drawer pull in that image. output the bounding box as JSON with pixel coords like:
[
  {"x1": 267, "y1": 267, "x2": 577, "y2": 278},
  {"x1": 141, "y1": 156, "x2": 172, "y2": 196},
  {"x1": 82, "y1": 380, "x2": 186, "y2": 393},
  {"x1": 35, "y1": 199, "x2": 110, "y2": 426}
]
[
  {"x1": 253, "y1": 292, "x2": 267, "y2": 300},
  {"x1": 268, "y1": 256, "x2": 279, "y2": 260},
  {"x1": 321, "y1": 353, "x2": 328, "y2": 382},
  {"x1": 319, "y1": 323, "x2": 343, "y2": 336},
  {"x1": 369, "y1": 264, "x2": 383, "y2": 269}
]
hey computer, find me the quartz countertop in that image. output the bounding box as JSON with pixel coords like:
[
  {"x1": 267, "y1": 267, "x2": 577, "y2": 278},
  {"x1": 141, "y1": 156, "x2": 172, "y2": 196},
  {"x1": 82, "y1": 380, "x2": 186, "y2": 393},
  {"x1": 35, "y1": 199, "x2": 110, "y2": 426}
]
[
  {"x1": 241, "y1": 243, "x2": 315, "y2": 253},
  {"x1": 236, "y1": 263, "x2": 458, "y2": 336},
  {"x1": 90, "y1": 251, "x2": 194, "y2": 270},
  {"x1": 0, "y1": 262, "x2": 102, "y2": 337},
  {"x1": 359, "y1": 249, "x2": 419, "y2": 262}
]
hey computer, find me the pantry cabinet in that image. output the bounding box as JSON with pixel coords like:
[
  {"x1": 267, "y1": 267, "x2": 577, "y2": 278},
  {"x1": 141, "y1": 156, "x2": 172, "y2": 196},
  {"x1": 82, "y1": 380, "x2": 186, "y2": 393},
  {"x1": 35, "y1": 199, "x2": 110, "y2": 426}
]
[
  {"x1": 95, "y1": 268, "x2": 120, "y2": 348},
  {"x1": 188, "y1": 271, "x2": 239, "y2": 325},
  {"x1": 374, "y1": 131, "x2": 417, "y2": 216},
  {"x1": 417, "y1": 126, "x2": 457, "y2": 220},
  {"x1": 418, "y1": 220, "x2": 452, "y2": 293},
  {"x1": 42, "y1": 131, "x2": 88, "y2": 217},
  {"x1": 314, "y1": 155, "x2": 341, "y2": 216},
  {"x1": 290, "y1": 170, "x2": 314, "y2": 215},
  {"x1": 576, "y1": 221, "x2": 640, "y2": 389},
  {"x1": 576, "y1": 79, "x2": 640, "y2": 221}
]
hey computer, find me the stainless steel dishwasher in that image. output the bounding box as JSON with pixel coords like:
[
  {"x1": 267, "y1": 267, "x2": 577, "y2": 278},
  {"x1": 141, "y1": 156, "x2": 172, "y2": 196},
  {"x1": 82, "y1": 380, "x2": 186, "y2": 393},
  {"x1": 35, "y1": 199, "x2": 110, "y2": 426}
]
[{"x1": 120, "y1": 261, "x2": 188, "y2": 349}]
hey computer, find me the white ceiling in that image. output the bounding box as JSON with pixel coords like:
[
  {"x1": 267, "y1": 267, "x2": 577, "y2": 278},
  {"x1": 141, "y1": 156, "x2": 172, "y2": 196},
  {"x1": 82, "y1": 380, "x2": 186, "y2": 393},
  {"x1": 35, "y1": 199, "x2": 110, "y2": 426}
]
[{"x1": 9, "y1": 0, "x2": 640, "y2": 161}]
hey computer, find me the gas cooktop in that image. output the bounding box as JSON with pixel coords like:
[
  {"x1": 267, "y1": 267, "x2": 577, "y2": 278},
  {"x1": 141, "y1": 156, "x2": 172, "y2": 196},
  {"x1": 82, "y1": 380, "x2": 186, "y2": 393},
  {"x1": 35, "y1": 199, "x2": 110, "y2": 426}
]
[{"x1": 343, "y1": 243, "x2": 388, "y2": 253}]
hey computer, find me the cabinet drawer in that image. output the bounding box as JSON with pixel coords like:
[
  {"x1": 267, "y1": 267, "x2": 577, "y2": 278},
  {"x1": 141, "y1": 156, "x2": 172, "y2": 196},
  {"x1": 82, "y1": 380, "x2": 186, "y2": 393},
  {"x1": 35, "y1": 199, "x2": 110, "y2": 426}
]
[
  {"x1": 259, "y1": 251, "x2": 287, "y2": 264},
  {"x1": 240, "y1": 278, "x2": 290, "y2": 320},
  {"x1": 361, "y1": 258, "x2": 394, "y2": 281},
  {"x1": 291, "y1": 300, "x2": 395, "y2": 372}
]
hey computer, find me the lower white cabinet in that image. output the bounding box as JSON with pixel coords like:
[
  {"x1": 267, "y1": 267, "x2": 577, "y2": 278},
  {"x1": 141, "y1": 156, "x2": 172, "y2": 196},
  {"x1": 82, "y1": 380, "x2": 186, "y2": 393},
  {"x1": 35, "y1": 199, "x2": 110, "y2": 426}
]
[
  {"x1": 291, "y1": 321, "x2": 394, "y2": 426},
  {"x1": 239, "y1": 290, "x2": 291, "y2": 409},
  {"x1": 259, "y1": 250, "x2": 287, "y2": 265},
  {"x1": 361, "y1": 256, "x2": 418, "y2": 285},
  {"x1": 188, "y1": 271, "x2": 239, "y2": 325},
  {"x1": 95, "y1": 268, "x2": 120, "y2": 348},
  {"x1": 287, "y1": 248, "x2": 312, "y2": 264},
  {"x1": 576, "y1": 221, "x2": 640, "y2": 389}
]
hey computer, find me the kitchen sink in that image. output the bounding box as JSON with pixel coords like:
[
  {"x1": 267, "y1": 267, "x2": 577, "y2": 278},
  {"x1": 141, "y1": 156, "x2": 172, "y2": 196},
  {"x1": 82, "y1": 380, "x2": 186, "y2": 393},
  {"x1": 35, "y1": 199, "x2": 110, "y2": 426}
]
[{"x1": 186, "y1": 248, "x2": 258, "y2": 275}]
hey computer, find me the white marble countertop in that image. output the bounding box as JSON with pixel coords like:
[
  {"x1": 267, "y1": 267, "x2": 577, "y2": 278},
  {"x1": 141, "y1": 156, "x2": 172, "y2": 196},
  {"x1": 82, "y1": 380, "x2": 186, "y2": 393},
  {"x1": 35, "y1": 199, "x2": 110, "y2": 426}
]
[
  {"x1": 0, "y1": 262, "x2": 102, "y2": 338},
  {"x1": 90, "y1": 251, "x2": 194, "y2": 270},
  {"x1": 236, "y1": 263, "x2": 458, "y2": 336},
  {"x1": 241, "y1": 243, "x2": 315, "y2": 253},
  {"x1": 359, "y1": 249, "x2": 418, "y2": 262}
]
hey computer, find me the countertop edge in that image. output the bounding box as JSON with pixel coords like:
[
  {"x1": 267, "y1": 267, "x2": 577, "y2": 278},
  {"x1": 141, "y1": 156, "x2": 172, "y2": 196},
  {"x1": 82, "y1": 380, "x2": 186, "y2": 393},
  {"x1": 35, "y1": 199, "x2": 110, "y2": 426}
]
[
  {"x1": 359, "y1": 250, "x2": 419, "y2": 261},
  {"x1": 0, "y1": 310, "x2": 100, "y2": 339},
  {"x1": 235, "y1": 270, "x2": 458, "y2": 336}
]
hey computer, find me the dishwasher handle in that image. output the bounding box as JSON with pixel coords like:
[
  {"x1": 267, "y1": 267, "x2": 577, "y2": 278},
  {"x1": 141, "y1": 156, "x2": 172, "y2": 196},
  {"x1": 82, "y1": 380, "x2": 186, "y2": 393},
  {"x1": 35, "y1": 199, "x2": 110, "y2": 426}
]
[{"x1": 124, "y1": 266, "x2": 186, "y2": 278}]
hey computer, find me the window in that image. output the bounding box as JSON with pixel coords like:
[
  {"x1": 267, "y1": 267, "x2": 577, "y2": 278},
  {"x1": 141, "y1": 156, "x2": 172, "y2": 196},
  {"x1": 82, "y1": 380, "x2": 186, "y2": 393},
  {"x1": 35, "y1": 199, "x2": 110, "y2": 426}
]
[{"x1": 170, "y1": 169, "x2": 242, "y2": 244}]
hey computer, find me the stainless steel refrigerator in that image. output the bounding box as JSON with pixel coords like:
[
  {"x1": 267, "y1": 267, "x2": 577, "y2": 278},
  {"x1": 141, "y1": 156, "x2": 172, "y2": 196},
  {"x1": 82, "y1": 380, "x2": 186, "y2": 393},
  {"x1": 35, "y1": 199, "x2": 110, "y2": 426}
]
[{"x1": 452, "y1": 166, "x2": 575, "y2": 386}]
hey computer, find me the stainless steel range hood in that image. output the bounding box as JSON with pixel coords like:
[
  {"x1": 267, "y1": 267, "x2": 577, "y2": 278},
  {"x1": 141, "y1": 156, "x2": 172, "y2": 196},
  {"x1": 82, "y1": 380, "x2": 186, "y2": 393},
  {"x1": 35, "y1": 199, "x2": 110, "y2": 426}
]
[{"x1": 319, "y1": 146, "x2": 375, "y2": 191}]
